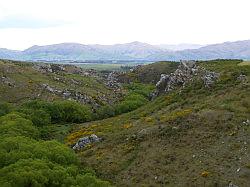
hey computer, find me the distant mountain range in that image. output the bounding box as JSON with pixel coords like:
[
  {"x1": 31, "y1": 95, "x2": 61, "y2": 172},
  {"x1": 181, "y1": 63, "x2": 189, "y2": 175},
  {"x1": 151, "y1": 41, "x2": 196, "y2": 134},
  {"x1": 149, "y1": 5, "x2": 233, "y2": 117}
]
[
  {"x1": 156, "y1": 43, "x2": 204, "y2": 51},
  {"x1": 1, "y1": 40, "x2": 250, "y2": 62}
]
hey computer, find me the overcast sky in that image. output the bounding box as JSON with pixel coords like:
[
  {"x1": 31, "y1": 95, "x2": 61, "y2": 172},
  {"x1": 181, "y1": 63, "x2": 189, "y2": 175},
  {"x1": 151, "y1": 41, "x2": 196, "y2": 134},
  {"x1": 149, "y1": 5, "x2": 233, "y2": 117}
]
[{"x1": 0, "y1": 0, "x2": 249, "y2": 50}]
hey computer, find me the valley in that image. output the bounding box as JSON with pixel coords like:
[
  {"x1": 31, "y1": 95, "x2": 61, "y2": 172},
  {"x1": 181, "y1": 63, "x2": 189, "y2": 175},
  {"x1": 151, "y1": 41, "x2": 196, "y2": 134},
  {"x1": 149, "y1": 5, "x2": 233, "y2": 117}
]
[{"x1": 0, "y1": 59, "x2": 249, "y2": 186}]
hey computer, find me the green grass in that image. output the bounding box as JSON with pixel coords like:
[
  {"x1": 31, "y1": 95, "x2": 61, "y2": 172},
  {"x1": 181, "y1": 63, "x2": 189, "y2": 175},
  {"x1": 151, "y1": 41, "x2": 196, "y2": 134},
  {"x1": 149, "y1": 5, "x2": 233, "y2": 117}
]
[
  {"x1": 117, "y1": 61, "x2": 179, "y2": 83},
  {"x1": 76, "y1": 63, "x2": 138, "y2": 71}
]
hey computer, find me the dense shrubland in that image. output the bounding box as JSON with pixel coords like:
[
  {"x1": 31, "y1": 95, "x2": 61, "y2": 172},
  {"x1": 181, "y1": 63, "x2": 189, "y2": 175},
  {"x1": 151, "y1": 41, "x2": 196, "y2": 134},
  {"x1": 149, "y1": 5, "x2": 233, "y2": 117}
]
[{"x1": 0, "y1": 112, "x2": 110, "y2": 186}]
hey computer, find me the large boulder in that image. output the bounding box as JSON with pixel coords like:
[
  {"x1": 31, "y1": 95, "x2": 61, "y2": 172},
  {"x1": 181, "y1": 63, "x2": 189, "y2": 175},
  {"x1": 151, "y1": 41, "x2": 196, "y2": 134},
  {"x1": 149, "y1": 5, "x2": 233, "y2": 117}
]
[
  {"x1": 72, "y1": 134, "x2": 101, "y2": 150},
  {"x1": 202, "y1": 71, "x2": 220, "y2": 88}
]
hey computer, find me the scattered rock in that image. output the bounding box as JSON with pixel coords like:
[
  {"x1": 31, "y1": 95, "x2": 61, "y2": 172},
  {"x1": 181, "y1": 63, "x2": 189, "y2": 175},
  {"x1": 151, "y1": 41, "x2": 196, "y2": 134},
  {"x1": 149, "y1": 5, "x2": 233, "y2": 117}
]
[
  {"x1": 242, "y1": 119, "x2": 249, "y2": 126},
  {"x1": 202, "y1": 70, "x2": 220, "y2": 88},
  {"x1": 40, "y1": 83, "x2": 100, "y2": 106},
  {"x1": 228, "y1": 182, "x2": 239, "y2": 187},
  {"x1": 1, "y1": 76, "x2": 15, "y2": 87},
  {"x1": 105, "y1": 72, "x2": 121, "y2": 89},
  {"x1": 237, "y1": 74, "x2": 248, "y2": 82},
  {"x1": 72, "y1": 134, "x2": 101, "y2": 150}
]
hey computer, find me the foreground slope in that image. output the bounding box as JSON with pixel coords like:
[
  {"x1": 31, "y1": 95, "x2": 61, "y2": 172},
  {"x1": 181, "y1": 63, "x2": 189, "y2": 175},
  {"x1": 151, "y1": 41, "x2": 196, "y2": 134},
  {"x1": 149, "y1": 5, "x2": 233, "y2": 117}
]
[{"x1": 67, "y1": 60, "x2": 250, "y2": 186}]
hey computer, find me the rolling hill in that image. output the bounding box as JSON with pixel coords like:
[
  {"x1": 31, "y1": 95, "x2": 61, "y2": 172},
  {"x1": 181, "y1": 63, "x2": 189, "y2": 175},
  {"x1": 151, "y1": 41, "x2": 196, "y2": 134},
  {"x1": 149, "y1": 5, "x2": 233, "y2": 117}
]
[{"x1": 1, "y1": 40, "x2": 250, "y2": 61}]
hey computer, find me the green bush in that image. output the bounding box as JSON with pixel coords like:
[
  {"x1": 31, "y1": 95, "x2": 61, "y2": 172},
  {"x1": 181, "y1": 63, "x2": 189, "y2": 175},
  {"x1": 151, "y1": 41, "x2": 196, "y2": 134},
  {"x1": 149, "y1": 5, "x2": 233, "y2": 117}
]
[
  {"x1": 18, "y1": 108, "x2": 51, "y2": 127},
  {"x1": 53, "y1": 101, "x2": 92, "y2": 123},
  {"x1": 115, "y1": 93, "x2": 148, "y2": 115},
  {"x1": 95, "y1": 105, "x2": 115, "y2": 119},
  {"x1": 0, "y1": 159, "x2": 110, "y2": 187},
  {"x1": 0, "y1": 113, "x2": 39, "y2": 139},
  {"x1": 0, "y1": 111, "x2": 110, "y2": 186},
  {"x1": 20, "y1": 100, "x2": 92, "y2": 123},
  {"x1": 0, "y1": 136, "x2": 78, "y2": 168},
  {"x1": 0, "y1": 102, "x2": 13, "y2": 117}
]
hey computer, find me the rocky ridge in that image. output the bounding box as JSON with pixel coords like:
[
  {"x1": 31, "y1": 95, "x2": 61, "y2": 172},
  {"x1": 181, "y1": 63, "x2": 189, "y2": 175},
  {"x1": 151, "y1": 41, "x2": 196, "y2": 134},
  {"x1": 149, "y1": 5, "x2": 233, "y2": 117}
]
[{"x1": 152, "y1": 60, "x2": 220, "y2": 97}]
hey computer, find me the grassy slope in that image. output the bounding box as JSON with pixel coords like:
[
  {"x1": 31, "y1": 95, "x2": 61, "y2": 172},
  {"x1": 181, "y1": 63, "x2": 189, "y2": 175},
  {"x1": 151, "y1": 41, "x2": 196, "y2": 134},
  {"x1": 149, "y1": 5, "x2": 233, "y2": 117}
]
[
  {"x1": 117, "y1": 61, "x2": 178, "y2": 84},
  {"x1": 67, "y1": 60, "x2": 250, "y2": 186},
  {"x1": 0, "y1": 60, "x2": 119, "y2": 105}
]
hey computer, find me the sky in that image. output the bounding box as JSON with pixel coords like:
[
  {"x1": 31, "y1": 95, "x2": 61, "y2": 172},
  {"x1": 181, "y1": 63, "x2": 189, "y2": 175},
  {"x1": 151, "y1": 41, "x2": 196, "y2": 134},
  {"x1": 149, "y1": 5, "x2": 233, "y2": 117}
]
[{"x1": 0, "y1": 0, "x2": 249, "y2": 50}]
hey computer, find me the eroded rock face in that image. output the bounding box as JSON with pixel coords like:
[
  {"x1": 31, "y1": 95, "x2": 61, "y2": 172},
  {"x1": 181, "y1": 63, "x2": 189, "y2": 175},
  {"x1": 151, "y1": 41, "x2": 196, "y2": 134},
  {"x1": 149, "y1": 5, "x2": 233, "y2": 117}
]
[
  {"x1": 153, "y1": 61, "x2": 198, "y2": 97},
  {"x1": 72, "y1": 134, "x2": 101, "y2": 150},
  {"x1": 152, "y1": 60, "x2": 219, "y2": 97}
]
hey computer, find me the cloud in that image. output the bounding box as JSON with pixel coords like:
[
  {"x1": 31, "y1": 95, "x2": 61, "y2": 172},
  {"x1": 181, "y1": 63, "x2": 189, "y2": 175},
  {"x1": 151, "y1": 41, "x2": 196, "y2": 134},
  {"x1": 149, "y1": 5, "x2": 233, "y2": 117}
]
[{"x1": 0, "y1": 15, "x2": 67, "y2": 29}]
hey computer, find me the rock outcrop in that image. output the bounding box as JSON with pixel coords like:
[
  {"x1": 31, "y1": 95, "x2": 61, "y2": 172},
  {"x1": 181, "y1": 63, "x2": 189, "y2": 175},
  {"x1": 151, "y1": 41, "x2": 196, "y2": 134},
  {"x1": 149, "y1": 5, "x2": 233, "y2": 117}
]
[
  {"x1": 152, "y1": 61, "x2": 198, "y2": 96},
  {"x1": 105, "y1": 72, "x2": 121, "y2": 89},
  {"x1": 237, "y1": 74, "x2": 248, "y2": 83},
  {"x1": 202, "y1": 70, "x2": 220, "y2": 88},
  {"x1": 41, "y1": 83, "x2": 99, "y2": 107},
  {"x1": 72, "y1": 134, "x2": 101, "y2": 150},
  {"x1": 33, "y1": 63, "x2": 65, "y2": 73},
  {"x1": 152, "y1": 60, "x2": 219, "y2": 97}
]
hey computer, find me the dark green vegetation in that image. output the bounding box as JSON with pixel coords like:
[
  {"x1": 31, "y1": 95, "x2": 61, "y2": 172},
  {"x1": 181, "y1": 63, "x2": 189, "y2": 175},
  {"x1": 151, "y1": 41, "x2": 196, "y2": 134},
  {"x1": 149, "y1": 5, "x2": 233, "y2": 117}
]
[
  {"x1": 0, "y1": 112, "x2": 111, "y2": 186},
  {"x1": 67, "y1": 60, "x2": 250, "y2": 186},
  {"x1": 95, "y1": 83, "x2": 154, "y2": 119}
]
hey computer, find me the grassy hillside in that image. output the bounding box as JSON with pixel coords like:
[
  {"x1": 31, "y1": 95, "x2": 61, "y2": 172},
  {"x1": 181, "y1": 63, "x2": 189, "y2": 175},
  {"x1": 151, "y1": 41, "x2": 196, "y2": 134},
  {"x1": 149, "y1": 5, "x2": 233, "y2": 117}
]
[
  {"x1": 0, "y1": 60, "x2": 120, "y2": 105},
  {"x1": 67, "y1": 60, "x2": 250, "y2": 186},
  {"x1": 117, "y1": 61, "x2": 178, "y2": 84}
]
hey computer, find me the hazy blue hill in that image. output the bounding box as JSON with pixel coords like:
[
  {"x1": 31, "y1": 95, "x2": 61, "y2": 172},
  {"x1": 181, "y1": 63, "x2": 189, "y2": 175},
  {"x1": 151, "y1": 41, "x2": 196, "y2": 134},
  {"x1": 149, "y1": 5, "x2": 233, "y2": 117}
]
[
  {"x1": 0, "y1": 48, "x2": 22, "y2": 60},
  {"x1": 156, "y1": 43, "x2": 204, "y2": 51},
  {"x1": 1, "y1": 40, "x2": 250, "y2": 61}
]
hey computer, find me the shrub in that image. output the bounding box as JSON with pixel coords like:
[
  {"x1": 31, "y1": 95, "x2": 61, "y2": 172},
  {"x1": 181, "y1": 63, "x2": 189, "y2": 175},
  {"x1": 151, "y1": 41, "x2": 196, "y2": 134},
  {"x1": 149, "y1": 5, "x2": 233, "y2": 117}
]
[
  {"x1": 0, "y1": 102, "x2": 13, "y2": 117},
  {"x1": 115, "y1": 93, "x2": 148, "y2": 115},
  {"x1": 53, "y1": 101, "x2": 92, "y2": 123},
  {"x1": 95, "y1": 105, "x2": 115, "y2": 119},
  {"x1": 0, "y1": 136, "x2": 78, "y2": 168},
  {"x1": 20, "y1": 100, "x2": 92, "y2": 123},
  {"x1": 0, "y1": 113, "x2": 39, "y2": 139},
  {"x1": 0, "y1": 159, "x2": 111, "y2": 187},
  {"x1": 18, "y1": 108, "x2": 51, "y2": 127}
]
